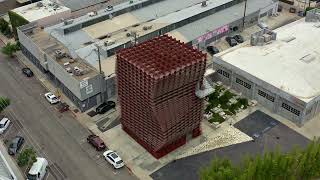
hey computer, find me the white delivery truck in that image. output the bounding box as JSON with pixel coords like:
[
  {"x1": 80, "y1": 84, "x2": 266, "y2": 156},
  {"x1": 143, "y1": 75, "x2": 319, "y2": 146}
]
[{"x1": 27, "y1": 157, "x2": 48, "y2": 180}]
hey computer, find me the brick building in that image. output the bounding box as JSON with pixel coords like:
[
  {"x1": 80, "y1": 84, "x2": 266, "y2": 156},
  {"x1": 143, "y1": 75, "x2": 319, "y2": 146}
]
[{"x1": 116, "y1": 35, "x2": 206, "y2": 158}]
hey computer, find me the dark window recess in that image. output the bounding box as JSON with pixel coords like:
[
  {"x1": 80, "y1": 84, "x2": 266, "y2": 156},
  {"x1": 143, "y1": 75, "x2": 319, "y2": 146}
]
[
  {"x1": 235, "y1": 78, "x2": 251, "y2": 89},
  {"x1": 281, "y1": 103, "x2": 300, "y2": 116},
  {"x1": 258, "y1": 90, "x2": 275, "y2": 102},
  {"x1": 217, "y1": 69, "x2": 230, "y2": 78}
]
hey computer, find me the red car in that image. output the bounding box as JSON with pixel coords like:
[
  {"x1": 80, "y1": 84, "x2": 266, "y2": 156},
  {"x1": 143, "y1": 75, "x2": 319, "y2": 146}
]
[{"x1": 87, "y1": 135, "x2": 106, "y2": 151}]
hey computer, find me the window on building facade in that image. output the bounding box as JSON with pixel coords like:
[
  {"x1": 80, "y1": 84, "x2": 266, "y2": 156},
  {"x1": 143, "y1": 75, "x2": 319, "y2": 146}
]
[
  {"x1": 258, "y1": 90, "x2": 275, "y2": 102},
  {"x1": 281, "y1": 103, "x2": 300, "y2": 116},
  {"x1": 235, "y1": 78, "x2": 251, "y2": 89},
  {"x1": 217, "y1": 69, "x2": 230, "y2": 78}
]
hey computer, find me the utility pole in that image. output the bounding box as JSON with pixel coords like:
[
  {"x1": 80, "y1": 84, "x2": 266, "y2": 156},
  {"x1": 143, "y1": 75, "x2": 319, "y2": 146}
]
[
  {"x1": 95, "y1": 44, "x2": 104, "y2": 104},
  {"x1": 242, "y1": 0, "x2": 248, "y2": 31},
  {"x1": 95, "y1": 44, "x2": 102, "y2": 74}
]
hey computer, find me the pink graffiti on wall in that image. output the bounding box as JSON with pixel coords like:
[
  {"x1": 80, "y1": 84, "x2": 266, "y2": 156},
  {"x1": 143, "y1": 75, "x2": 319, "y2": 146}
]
[{"x1": 196, "y1": 24, "x2": 229, "y2": 43}]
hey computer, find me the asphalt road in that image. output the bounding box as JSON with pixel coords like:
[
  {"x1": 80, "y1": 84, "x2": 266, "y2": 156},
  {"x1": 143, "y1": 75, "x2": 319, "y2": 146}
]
[{"x1": 0, "y1": 43, "x2": 135, "y2": 180}]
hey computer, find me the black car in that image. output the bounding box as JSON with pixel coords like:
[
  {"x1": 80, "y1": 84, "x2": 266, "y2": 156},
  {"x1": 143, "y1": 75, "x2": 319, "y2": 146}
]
[
  {"x1": 96, "y1": 101, "x2": 116, "y2": 114},
  {"x1": 8, "y1": 136, "x2": 24, "y2": 155},
  {"x1": 225, "y1": 36, "x2": 238, "y2": 47},
  {"x1": 206, "y1": 46, "x2": 220, "y2": 55},
  {"x1": 233, "y1": 35, "x2": 244, "y2": 43},
  {"x1": 22, "y1": 68, "x2": 33, "y2": 77}
]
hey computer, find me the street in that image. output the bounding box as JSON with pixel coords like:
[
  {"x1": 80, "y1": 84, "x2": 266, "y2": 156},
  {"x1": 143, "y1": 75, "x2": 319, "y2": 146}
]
[{"x1": 0, "y1": 42, "x2": 136, "y2": 180}]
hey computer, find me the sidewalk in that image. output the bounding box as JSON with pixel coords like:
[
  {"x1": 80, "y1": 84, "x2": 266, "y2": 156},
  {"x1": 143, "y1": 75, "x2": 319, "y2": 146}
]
[{"x1": 0, "y1": 141, "x2": 25, "y2": 180}]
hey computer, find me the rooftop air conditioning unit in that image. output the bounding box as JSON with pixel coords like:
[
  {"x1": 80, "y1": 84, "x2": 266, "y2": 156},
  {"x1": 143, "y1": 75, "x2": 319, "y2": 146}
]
[
  {"x1": 73, "y1": 66, "x2": 83, "y2": 76},
  {"x1": 263, "y1": 34, "x2": 272, "y2": 43},
  {"x1": 143, "y1": 25, "x2": 152, "y2": 31},
  {"x1": 66, "y1": 67, "x2": 72, "y2": 73},
  {"x1": 201, "y1": 1, "x2": 207, "y2": 7},
  {"x1": 64, "y1": 19, "x2": 74, "y2": 25},
  {"x1": 104, "y1": 40, "x2": 116, "y2": 46},
  {"x1": 88, "y1": 11, "x2": 98, "y2": 17},
  {"x1": 63, "y1": 62, "x2": 70, "y2": 66}
]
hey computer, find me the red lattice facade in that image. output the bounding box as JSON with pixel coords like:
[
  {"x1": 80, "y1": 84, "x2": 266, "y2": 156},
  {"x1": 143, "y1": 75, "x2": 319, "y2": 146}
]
[{"x1": 116, "y1": 35, "x2": 206, "y2": 159}]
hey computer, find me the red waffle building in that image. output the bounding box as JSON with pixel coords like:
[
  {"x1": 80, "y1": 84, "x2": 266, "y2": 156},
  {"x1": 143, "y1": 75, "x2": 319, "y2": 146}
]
[{"x1": 116, "y1": 35, "x2": 207, "y2": 159}]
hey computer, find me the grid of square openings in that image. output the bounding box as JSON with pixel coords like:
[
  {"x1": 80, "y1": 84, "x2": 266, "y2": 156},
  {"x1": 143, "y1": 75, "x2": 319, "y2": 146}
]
[
  {"x1": 258, "y1": 90, "x2": 275, "y2": 102},
  {"x1": 281, "y1": 103, "x2": 301, "y2": 116},
  {"x1": 217, "y1": 69, "x2": 230, "y2": 78},
  {"x1": 235, "y1": 78, "x2": 251, "y2": 89}
]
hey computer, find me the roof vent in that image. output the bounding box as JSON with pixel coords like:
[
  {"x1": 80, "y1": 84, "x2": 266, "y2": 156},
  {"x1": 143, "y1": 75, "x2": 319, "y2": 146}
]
[
  {"x1": 281, "y1": 36, "x2": 296, "y2": 43},
  {"x1": 104, "y1": 40, "x2": 116, "y2": 46},
  {"x1": 143, "y1": 25, "x2": 152, "y2": 31},
  {"x1": 201, "y1": 1, "x2": 207, "y2": 7},
  {"x1": 300, "y1": 53, "x2": 316, "y2": 63}
]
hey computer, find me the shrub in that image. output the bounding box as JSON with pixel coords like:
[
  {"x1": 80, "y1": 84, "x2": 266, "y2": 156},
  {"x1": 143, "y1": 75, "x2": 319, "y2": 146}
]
[
  {"x1": 1, "y1": 42, "x2": 20, "y2": 57},
  {"x1": 0, "y1": 97, "x2": 10, "y2": 113},
  {"x1": 208, "y1": 113, "x2": 225, "y2": 124},
  {"x1": 17, "y1": 148, "x2": 37, "y2": 167}
]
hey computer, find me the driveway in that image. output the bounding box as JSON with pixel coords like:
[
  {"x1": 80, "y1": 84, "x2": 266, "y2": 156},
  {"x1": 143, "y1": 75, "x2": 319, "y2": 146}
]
[
  {"x1": 0, "y1": 42, "x2": 135, "y2": 180},
  {"x1": 151, "y1": 111, "x2": 309, "y2": 180}
]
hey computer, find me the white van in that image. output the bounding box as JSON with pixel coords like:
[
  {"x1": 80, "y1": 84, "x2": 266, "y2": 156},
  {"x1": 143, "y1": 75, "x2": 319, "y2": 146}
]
[{"x1": 27, "y1": 157, "x2": 48, "y2": 180}]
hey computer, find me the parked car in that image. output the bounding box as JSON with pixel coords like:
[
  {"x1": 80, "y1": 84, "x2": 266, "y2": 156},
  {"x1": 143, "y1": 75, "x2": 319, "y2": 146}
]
[
  {"x1": 8, "y1": 136, "x2": 24, "y2": 155},
  {"x1": 27, "y1": 157, "x2": 48, "y2": 180},
  {"x1": 44, "y1": 92, "x2": 60, "y2": 104},
  {"x1": 225, "y1": 36, "x2": 238, "y2": 47},
  {"x1": 206, "y1": 46, "x2": 220, "y2": 55},
  {"x1": 103, "y1": 150, "x2": 124, "y2": 169},
  {"x1": 22, "y1": 68, "x2": 34, "y2": 77},
  {"x1": 106, "y1": 5, "x2": 113, "y2": 11},
  {"x1": 96, "y1": 101, "x2": 116, "y2": 114},
  {"x1": 0, "y1": 117, "x2": 11, "y2": 134},
  {"x1": 233, "y1": 34, "x2": 244, "y2": 43},
  {"x1": 87, "y1": 135, "x2": 106, "y2": 151}
]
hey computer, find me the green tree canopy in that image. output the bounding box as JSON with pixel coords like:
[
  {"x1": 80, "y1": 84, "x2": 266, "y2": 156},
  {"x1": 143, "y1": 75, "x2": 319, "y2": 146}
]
[
  {"x1": 1, "y1": 42, "x2": 20, "y2": 57},
  {"x1": 17, "y1": 148, "x2": 37, "y2": 167},
  {"x1": 0, "y1": 97, "x2": 10, "y2": 113},
  {"x1": 8, "y1": 11, "x2": 29, "y2": 38},
  {"x1": 200, "y1": 139, "x2": 320, "y2": 180}
]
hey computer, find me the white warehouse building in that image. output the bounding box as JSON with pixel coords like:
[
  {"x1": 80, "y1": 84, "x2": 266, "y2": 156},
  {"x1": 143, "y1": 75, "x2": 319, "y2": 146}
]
[{"x1": 212, "y1": 9, "x2": 320, "y2": 125}]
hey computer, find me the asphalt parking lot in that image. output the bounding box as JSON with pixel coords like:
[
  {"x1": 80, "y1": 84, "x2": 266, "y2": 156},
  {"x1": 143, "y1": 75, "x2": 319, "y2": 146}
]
[{"x1": 151, "y1": 110, "x2": 310, "y2": 180}]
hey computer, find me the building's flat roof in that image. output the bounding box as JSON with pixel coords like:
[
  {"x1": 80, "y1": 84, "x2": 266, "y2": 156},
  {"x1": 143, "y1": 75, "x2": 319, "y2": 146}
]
[
  {"x1": 217, "y1": 18, "x2": 320, "y2": 103},
  {"x1": 28, "y1": 28, "x2": 98, "y2": 81},
  {"x1": 56, "y1": 0, "x2": 108, "y2": 11},
  {"x1": 170, "y1": 0, "x2": 275, "y2": 43},
  {"x1": 12, "y1": 0, "x2": 70, "y2": 22}
]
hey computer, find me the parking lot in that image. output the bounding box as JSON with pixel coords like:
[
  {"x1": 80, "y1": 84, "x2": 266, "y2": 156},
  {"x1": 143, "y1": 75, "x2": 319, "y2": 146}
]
[{"x1": 151, "y1": 110, "x2": 310, "y2": 180}]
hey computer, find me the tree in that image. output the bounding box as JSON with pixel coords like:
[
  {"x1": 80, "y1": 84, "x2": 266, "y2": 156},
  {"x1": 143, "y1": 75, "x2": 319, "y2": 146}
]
[
  {"x1": 8, "y1": 11, "x2": 29, "y2": 38},
  {"x1": 17, "y1": 148, "x2": 37, "y2": 167},
  {"x1": 0, "y1": 18, "x2": 12, "y2": 37},
  {"x1": 0, "y1": 97, "x2": 10, "y2": 113},
  {"x1": 1, "y1": 42, "x2": 20, "y2": 57},
  {"x1": 200, "y1": 139, "x2": 320, "y2": 180}
]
